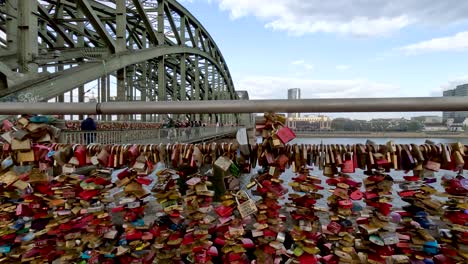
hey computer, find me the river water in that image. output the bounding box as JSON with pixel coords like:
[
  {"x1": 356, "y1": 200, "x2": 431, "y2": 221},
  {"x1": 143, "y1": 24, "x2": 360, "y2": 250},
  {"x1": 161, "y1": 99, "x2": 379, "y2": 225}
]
[
  {"x1": 290, "y1": 137, "x2": 468, "y2": 145},
  {"x1": 248, "y1": 137, "x2": 467, "y2": 209}
]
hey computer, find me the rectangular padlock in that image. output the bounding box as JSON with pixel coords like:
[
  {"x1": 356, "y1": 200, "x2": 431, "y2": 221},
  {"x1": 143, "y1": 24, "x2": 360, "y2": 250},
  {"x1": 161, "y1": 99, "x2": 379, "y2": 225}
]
[
  {"x1": 276, "y1": 126, "x2": 296, "y2": 144},
  {"x1": 380, "y1": 232, "x2": 400, "y2": 245},
  {"x1": 11, "y1": 138, "x2": 31, "y2": 151},
  {"x1": 214, "y1": 156, "x2": 233, "y2": 171}
]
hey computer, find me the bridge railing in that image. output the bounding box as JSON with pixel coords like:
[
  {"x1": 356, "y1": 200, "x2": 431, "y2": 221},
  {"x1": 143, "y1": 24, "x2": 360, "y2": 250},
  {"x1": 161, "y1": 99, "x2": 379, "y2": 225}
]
[{"x1": 58, "y1": 126, "x2": 241, "y2": 144}]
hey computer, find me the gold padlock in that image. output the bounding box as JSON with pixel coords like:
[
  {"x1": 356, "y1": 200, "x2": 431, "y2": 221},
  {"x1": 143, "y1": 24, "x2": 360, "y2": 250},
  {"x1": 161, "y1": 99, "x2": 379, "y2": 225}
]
[{"x1": 272, "y1": 137, "x2": 282, "y2": 148}]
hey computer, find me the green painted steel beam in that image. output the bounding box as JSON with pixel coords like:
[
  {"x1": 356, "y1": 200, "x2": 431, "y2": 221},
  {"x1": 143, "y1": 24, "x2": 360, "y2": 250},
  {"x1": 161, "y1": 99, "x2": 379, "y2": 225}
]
[
  {"x1": 76, "y1": 0, "x2": 116, "y2": 53},
  {"x1": 37, "y1": 4, "x2": 75, "y2": 47},
  {"x1": 131, "y1": 0, "x2": 158, "y2": 45},
  {"x1": 165, "y1": 0, "x2": 236, "y2": 97},
  {"x1": 0, "y1": 46, "x2": 227, "y2": 103},
  {"x1": 164, "y1": 3, "x2": 181, "y2": 45},
  {"x1": 2, "y1": 0, "x2": 237, "y2": 104}
]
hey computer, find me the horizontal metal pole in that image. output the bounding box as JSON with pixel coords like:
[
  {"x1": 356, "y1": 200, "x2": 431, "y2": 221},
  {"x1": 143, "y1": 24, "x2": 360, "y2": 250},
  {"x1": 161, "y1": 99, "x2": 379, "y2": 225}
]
[{"x1": 0, "y1": 97, "x2": 468, "y2": 115}]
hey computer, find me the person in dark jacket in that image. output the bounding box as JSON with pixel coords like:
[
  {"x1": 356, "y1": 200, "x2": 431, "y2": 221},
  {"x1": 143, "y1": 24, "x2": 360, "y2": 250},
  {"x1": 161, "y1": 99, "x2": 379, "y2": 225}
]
[{"x1": 81, "y1": 115, "x2": 97, "y2": 144}]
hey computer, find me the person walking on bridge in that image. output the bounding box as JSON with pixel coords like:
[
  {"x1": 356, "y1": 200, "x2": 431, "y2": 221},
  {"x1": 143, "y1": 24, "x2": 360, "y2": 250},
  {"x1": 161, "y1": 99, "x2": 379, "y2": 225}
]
[{"x1": 81, "y1": 115, "x2": 97, "y2": 144}]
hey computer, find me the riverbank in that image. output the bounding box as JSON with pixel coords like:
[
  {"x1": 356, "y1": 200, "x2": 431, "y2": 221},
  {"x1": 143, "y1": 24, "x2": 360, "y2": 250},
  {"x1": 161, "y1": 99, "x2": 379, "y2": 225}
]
[{"x1": 295, "y1": 132, "x2": 468, "y2": 138}]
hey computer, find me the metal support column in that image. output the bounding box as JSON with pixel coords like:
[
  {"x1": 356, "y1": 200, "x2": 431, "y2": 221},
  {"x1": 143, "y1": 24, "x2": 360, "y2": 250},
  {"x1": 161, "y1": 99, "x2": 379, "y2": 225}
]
[
  {"x1": 210, "y1": 65, "x2": 216, "y2": 124},
  {"x1": 172, "y1": 66, "x2": 178, "y2": 101},
  {"x1": 180, "y1": 16, "x2": 186, "y2": 46},
  {"x1": 17, "y1": 0, "x2": 38, "y2": 73},
  {"x1": 141, "y1": 64, "x2": 148, "y2": 121},
  {"x1": 56, "y1": 3, "x2": 65, "y2": 103},
  {"x1": 180, "y1": 16, "x2": 186, "y2": 121},
  {"x1": 189, "y1": 79, "x2": 195, "y2": 121},
  {"x1": 157, "y1": 0, "x2": 165, "y2": 45},
  {"x1": 215, "y1": 73, "x2": 221, "y2": 124},
  {"x1": 221, "y1": 82, "x2": 226, "y2": 124},
  {"x1": 225, "y1": 86, "x2": 230, "y2": 124},
  {"x1": 100, "y1": 76, "x2": 107, "y2": 120},
  {"x1": 116, "y1": 0, "x2": 126, "y2": 53},
  {"x1": 157, "y1": 57, "x2": 165, "y2": 122},
  {"x1": 226, "y1": 86, "x2": 231, "y2": 125},
  {"x1": 148, "y1": 62, "x2": 155, "y2": 122},
  {"x1": 117, "y1": 69, "x2": 126, "y2": 120},
  {"x1": 192, "y1": 28, "x2": 199, "y2": 122},
  {"x1": 77, "y1": 7, "x2": 85, "y2": 120},
  {"x1": 171, "y1": 66, "x2": 178, "y2": 120},
  {"x1": 141, "y1": 31, "x2": 148, "y2": 122},
  {"x1": 219, "y1": 76, "x2": 225, "y2": 125},
  {"x1": 180, "y1": 54, "x2": 187, "y2": 121},
  {"x1": 203, "y1": 62, "x2": 209, "y2": 122},
  {"x1": 127, "y1": 66, "x2": 134, "y2": 120},
  {"x1": 180, "y1": 55, "x2": 187, "y2": 101},
  {"x1": 6, "y1": 0, "x2": 18, "y2": 53},
  {"x1": 194, "y1": 55, "x2": 200, "y2": 121},
  {"x1": 116, "y1": 0, "x2": 126, "y2": 121}
]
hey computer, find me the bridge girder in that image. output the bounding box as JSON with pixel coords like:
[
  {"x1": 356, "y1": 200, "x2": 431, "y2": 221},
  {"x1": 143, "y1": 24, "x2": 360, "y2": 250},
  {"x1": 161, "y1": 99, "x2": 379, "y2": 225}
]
[{"x1": 0, "y1": 0, "x2": 238, "y2": 122}]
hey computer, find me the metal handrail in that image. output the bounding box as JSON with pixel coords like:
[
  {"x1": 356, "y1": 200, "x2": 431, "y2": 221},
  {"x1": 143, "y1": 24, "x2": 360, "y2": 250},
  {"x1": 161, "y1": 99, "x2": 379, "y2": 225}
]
[
  {"x1": 1, "y1": 97, "x2": 468, "y2": 115},
  {"x1": 59, "y1": 126, "x2": 240, "y2": 144}
]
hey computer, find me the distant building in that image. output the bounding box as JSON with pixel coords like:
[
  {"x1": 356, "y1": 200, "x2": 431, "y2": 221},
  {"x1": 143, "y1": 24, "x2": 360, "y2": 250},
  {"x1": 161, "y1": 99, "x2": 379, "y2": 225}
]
[
  {"x1": 411, "y1": 116, "x2": 442, "y2": 124},
  {"x1": 287, "y1": 88, "x2": 301, "y2": 118},
  {"x1": 443, "y1": 84, "x2": 468, "y2": 123},
  {"x1": 369, "y1": 118, "x2": 407, "y2": 127},
  {"x1": 423, "y1": 124, "x2": 448, "y2": 132},
  {"x1": 446, "y1": 117, "x2": 468, "y2": 132},
  {"x1": 287, "y1": 115, "x2": 332, "y2": 131},
  {"x1": 87, "y1": 95, "x2": 97, "y2": 103},
  {"x1": 447, "y1": 119, "x2": 464, "y2": 132}
]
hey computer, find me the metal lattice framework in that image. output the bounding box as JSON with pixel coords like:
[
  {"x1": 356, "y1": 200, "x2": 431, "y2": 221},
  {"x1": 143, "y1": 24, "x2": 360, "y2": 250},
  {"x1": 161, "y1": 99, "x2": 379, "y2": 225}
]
[{"x1": 0, "y1": 0, "x2": 238, "y2": 122}]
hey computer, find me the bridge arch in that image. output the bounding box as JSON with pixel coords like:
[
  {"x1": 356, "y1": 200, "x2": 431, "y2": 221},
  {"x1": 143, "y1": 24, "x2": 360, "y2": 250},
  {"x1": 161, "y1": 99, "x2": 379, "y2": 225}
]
[{"x1": 0, "y1": 0, "x2": 238, "y2": 123}]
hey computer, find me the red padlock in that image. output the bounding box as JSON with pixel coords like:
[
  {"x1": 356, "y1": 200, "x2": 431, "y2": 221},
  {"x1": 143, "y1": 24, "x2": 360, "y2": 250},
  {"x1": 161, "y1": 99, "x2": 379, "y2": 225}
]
[
  {"x1": 327, "y1": 221, "x2": 341, "y2": 234},
  {"x1": 342, "y1": 153, "x2": 355, "y2": 173},
  {"x1": 74, "y1": 145, "x2": 87, "y2": 166},
  {"x1": 276, "y1": 125, "x2": 296, "y2": 144}
]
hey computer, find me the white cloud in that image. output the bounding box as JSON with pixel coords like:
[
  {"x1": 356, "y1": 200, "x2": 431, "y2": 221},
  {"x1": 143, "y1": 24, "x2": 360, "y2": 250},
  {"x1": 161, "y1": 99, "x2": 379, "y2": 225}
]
[
  {"x1": 266, "y1": 16, "x2": 411, "y2": 37},
  {"x1": 234, "y1": 75, "x2": 433, "y2": 119},
  {"x1": 236, "y1": 75, "x2": 400, "y2": 100},
  {"x1": 235, "y1": 74, "x2": 450, "y2": 119},
  {"x1": 213, "y1": 0, "x2": 468, "y2": 37},
  {"x1": 336, "y1": 64, "x2": 351, "y2": 71},
  {"x1": 291, "y1": 60, "x2": 314, "y2": 71},
  {"x1": 291, "y1": 60, "x2": 304, "y2": 65},
  {"x1": 401, "y1": 31, "x2": 468, "y2": 54}
]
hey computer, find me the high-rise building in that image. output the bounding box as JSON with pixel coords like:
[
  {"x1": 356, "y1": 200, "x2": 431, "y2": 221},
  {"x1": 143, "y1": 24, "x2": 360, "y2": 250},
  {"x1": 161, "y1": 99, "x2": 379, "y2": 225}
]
[
  {"x1": 287, "y1": 88, "x2": 301, "y2": 118},
  {"x1": 443, "y1": 84, "x2": 468, "y2": 123},
  {"x1": 236, "y1": 91, "x2": 254, "y2": 127}
]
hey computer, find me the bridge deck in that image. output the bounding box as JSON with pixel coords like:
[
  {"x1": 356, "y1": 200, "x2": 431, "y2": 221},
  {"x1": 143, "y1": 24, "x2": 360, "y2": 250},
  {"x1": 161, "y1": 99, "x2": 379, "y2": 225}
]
[{"x1": 59, "y1": 126, "x2": 240, "y2": 145}]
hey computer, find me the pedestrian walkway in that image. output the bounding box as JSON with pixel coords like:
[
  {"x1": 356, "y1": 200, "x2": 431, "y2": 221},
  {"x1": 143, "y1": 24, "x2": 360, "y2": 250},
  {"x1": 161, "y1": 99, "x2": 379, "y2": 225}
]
[{"x1": 59, "y1": 126, "x2": 241, "y2": 144}]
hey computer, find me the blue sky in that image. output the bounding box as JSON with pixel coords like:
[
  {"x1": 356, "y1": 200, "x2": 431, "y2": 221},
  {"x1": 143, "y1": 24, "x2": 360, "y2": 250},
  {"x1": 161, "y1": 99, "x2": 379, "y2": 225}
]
[{"x1": 179, "y1": 0, "x2": 468, "y2": 118}]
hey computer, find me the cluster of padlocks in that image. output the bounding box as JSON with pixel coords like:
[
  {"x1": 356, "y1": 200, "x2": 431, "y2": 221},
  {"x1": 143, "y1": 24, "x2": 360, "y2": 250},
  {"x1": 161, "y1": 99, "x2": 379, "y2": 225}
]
[{"x1": 0, "y1": 114, "x2": 466, "y2": 263}]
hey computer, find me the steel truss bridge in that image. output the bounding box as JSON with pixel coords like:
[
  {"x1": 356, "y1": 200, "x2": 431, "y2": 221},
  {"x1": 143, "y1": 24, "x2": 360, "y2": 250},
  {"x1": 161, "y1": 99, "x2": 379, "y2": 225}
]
[{"x1": 0, "y1": 0, "x2": 240, "y2": 123}]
